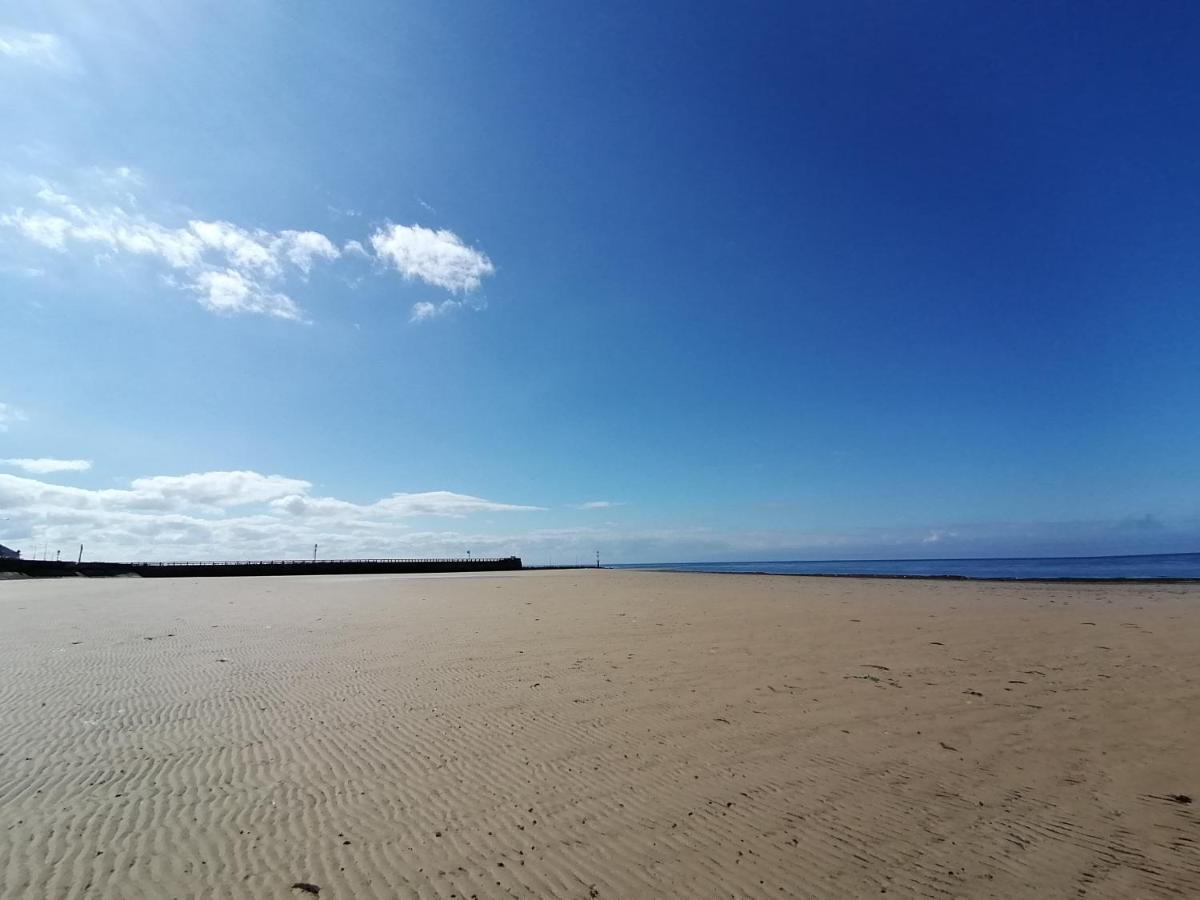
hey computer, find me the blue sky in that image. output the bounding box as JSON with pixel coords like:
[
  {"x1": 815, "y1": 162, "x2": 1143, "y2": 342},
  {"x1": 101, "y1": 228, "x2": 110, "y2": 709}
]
[{"x1": 2, "y1": 1, "x2": 1198, "y2": 562}]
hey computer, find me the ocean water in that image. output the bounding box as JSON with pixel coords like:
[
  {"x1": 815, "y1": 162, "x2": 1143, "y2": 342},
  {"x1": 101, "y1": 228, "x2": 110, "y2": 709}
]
[{"x1": 615, "y1": 552, "x2": 1200, "y2": 581}]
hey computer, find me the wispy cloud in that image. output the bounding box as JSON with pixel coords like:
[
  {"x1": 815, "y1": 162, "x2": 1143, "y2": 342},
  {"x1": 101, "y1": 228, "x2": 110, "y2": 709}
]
[
  {"x1": 370, "y1": 223, "x2": 494, "y2": 293},
  {"x1": 1, "y1": 169, "x2": 497, "y2": 324},
  {"x1": 0, "y1": 263, "x2": 45, "y2": 278},
  {"x1": 1, "y1": 457, "x2": 91, "y2": 474},
  {"x1": 1, "y1": 183, "x2": 333, "y2": 320},
  {"x1": 0, "y1": 28, "x2": 71, "y2": 70},
  {"x1": 577, "y1": 500, "x2": 623, "y2": 510},
  {"x1": 0, "y1": 401, "x2": 27, "y2": 431},
  {"x1": 409, "y1": 297, "x2": 485, "y2": 323},
  {"x1": 921, "y1": 529, "x2": 956, "y2": 544},
  {"x1": 273, "y1": 489, "x2": 543, "y2": 519}
]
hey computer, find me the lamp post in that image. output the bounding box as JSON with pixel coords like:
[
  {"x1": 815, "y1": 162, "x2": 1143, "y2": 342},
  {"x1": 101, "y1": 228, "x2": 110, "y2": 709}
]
[{"x1": 313, "y1": 543, "x2": 318, "y2": 562}]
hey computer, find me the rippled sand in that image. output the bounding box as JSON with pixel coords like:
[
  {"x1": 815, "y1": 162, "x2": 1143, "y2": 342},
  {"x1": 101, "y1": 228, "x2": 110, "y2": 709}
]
[{"x1": 2, "y1": 570, "x2": 1198, "y2": 898}]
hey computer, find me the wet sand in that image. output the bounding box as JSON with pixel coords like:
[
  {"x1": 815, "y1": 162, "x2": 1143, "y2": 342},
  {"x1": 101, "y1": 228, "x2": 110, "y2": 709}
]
[{"x1": 2, "y1": 570, "x2": 1198, "y2": 898}]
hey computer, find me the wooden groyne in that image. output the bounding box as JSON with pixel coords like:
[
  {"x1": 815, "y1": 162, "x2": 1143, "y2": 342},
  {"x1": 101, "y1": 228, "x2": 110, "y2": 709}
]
[{"x1": 0, "y1": 556, "x2": 523, "y2": 579}]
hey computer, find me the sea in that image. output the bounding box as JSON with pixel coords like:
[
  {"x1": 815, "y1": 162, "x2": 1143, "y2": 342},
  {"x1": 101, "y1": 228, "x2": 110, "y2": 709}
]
[{"x1": 614, "y1": 552, "x2": 1200, "y2": 581}]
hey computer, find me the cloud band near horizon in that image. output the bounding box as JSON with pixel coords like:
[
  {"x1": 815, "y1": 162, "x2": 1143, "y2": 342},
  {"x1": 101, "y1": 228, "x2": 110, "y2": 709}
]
[{"x1": 0, "y1": 467, "x2": 1193, "y2": 565}]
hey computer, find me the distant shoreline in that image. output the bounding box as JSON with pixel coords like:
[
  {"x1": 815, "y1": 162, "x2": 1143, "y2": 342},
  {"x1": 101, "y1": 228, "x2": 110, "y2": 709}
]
[
  {"x1": 5, "y1": 553, "x2": 1197, "y2": 583},
  {"x1": 615, "y1": 566, "x2": 1200, "y2": 585},
  {"x1": 613, "y1": 551, "x2": 1200, "y2": 582}
]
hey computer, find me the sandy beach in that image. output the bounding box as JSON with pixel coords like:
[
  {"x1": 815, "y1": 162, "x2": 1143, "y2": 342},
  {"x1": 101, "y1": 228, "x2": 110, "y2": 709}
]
[{"x1": 2, "y1": 570, "x2": 1198, "y2": 899}]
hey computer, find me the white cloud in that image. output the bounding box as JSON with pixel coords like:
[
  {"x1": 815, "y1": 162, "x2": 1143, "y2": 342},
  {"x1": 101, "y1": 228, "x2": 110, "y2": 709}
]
[
  {"x1": 578, "y1": 500, "x2": 622, "y2": 510},
  {"x1": 0, "y1": 401, "x2": 27, "y2": 431},
  {"x1": 1, "y1": 457, "x2": 91, "y2": 474},
  {"x1": 191, "y1": 269, "x2": 303, "y2": 321},
  {"x1": 129, "y1": 471, "x2": 312, "y2": 508},
  {"x1": 922, "y1": 529, "x2": 957, "y2": 544},
  {"x1": 0, "y1": 186, "x2": 338, "y2": 321},
  {"x1": 5, "y1": 209, "x2": 72, "y2": 249},
  {"x1": 269, "y1": 489, "x2": 542, "y2": 520},
  {"x1": 370, "y1": 224, "x2": 494, "y2": 293},
  {"x1": 2, "y1": 173, "x2": 499, "y2": 324},
  {"x1": 0, "y1": 29, "x2": 70, "y2": 70},
  {"x1": 189, "y1": 220, "x2": 278, "y2": 274},
  {"x1": 279, "y1": 230, "x2": 339, "y2": 273},
  {"x1": 0, "y1": 469, "x2": 543, "y2": 560},
  {"x1": 376, "y1": 491, "x2": 541, "y2": 517},
  {"x1": 410, "y1": 299, "x2": 463, "y2": 322},
  {"x1": 409, "y1": 294, "x2": 489, "y2": 324}
]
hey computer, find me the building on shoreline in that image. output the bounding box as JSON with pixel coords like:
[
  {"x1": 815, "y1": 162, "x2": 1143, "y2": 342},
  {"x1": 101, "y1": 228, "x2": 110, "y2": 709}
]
[{"x1": 0, "y1": 544, "x2": 18, "y2": 560}]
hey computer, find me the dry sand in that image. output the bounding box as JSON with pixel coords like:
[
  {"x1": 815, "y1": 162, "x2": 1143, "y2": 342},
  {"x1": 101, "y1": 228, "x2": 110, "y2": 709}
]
[{"x1": 2, "y1": 570, "x2": 1198, "y2": 899}]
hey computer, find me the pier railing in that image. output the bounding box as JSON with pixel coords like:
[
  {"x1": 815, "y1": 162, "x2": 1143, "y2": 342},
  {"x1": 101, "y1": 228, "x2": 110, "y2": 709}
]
[
  {"x1": 0, "y1": 556, "x2": 523, "y2": 579},
  {"x1": 127, "y1": 557, "x2": 512, "y2": 567}
]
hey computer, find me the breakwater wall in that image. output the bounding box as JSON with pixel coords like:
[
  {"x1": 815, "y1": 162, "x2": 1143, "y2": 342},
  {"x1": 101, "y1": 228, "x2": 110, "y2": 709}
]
[{"x1": 0, "y1": 557, "x2": 523, "y2": 579}]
